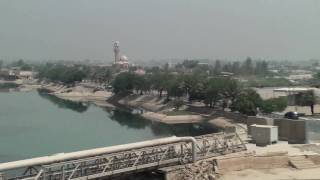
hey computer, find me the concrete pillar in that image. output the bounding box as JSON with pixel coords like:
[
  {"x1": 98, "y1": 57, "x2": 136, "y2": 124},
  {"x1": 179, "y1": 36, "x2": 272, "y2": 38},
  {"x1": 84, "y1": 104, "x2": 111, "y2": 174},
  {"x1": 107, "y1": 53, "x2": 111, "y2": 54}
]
[{"x1": 0, "y1": 173, "x2": 6, "y2": 180}]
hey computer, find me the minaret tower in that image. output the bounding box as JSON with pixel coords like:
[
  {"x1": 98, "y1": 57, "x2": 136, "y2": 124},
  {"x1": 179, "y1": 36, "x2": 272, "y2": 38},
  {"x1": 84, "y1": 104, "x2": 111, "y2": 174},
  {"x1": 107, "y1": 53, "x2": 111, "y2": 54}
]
[{"x1": 113, "y1": 41, "x2": 120, "y2": 63}]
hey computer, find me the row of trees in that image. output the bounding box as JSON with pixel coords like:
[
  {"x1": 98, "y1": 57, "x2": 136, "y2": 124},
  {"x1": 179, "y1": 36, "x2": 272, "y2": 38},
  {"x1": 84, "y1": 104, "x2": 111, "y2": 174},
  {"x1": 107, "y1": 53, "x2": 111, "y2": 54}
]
[
  {"x1": 213, "y1": 58, "x2": 269, "y2": 76},
  {"x1": 173, "y1": 57, "x2": 269, "y2": 76},
  {"x1": 8, "y1": 59, "x2": 33, "y2": 70},
  {"x1": 37, "y1": 63, "x2": 88, "y2": 84},
  {"x1": 112, "y1": 72, "x2": 287, "y2": 115},
  {"x1": 36, "y1": 63, "x2": 114, "y2": 85}
]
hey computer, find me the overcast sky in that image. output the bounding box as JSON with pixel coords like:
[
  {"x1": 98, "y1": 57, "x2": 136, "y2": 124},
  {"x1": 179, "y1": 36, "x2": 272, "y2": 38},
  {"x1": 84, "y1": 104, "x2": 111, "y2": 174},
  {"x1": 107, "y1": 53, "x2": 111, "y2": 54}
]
[{"x1": 0, "y1": 0, "x2": 320, "y2": 62}]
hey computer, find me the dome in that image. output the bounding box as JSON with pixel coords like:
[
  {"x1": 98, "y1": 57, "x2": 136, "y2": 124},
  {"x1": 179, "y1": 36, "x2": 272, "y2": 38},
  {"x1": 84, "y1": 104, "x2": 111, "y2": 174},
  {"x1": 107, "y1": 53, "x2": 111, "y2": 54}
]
[{"x1": 120, "y1": 55, "x2": 128, "y2": 61}]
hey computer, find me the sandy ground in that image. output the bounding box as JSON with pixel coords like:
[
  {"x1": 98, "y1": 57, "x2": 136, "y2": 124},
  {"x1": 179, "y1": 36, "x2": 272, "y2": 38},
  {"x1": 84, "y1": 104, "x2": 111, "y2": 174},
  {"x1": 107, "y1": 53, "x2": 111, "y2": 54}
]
[
  {"x1": 142, "y1": 111, "x2": 203, "y2": 124},
  {"x1": 255, "y1": 87, "x2": 288, "y2": 100},
  {"x1": 220, "y1": 143, "x2": 320, "y2": 180},
  {"x1": 246, "y1": 142, "x2": 320, "y2": 156},
  {"x1": 220, "y1": 167, "x2": 320, "y2": 180}
]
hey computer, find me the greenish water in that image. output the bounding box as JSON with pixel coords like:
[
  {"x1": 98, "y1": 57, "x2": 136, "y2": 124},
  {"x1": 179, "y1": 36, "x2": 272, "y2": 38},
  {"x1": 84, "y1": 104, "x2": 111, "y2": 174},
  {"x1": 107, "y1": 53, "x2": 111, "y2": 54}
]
[{"x1": 0, "y1": 90, "x2": 216, "y2": 163}]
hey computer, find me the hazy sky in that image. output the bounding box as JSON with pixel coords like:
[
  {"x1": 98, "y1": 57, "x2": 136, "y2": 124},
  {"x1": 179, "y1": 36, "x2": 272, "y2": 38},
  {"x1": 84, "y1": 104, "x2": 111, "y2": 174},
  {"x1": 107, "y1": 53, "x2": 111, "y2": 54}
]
[{"x1": 0, "y1": 0, "x2": 320, "y2": 62}]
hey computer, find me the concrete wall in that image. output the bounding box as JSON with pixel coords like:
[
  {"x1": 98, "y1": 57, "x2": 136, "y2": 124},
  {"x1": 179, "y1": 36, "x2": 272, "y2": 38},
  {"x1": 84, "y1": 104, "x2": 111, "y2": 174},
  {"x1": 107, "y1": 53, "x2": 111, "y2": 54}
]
[
  {"x1": 247, "y1": 116, "x2": 274, "y2": 135},
  {"x1": 305, "y1": 120, "x2": 320, "y2": 143},
  {"x1": 213, "y1": 111, "x2": 248, "y2": 124},
  {"x1": 308, "y1": 155, "x2": 320, "y2": 165},
  {"x1": 273, "y1": 118, "x2": 306, "y2": 143},
  {"x1": 217, "y1": 155, "x2": 253, "y2": 172},
  {"x1": 217, "y1": 153, "x2": 289, "y2": 173},
  {"x1": 287, "y1": 120, "x2": 306, "y2": 144},
  {"x1": 274, "y1": 118, "x2": 289, "y2": 140}
]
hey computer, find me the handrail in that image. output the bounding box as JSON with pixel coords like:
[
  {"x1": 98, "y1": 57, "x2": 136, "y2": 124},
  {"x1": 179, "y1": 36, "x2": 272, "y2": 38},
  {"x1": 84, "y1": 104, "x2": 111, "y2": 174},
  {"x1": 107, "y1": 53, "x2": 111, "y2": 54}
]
[{"x1": 0, "y1": 136, "x2": 197, "y2": 172}]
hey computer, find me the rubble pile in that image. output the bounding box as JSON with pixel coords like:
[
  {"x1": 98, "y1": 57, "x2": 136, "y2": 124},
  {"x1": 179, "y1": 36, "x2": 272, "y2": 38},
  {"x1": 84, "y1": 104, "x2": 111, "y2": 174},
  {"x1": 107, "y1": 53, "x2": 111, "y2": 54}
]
[{"x1": 177, "y1": 160, "x2": 219, "y2": 180}]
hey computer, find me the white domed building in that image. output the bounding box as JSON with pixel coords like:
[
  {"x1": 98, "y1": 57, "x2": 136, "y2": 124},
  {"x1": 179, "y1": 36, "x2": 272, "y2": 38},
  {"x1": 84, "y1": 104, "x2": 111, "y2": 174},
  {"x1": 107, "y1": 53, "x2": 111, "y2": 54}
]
[{"x1": 113, "y1": 42, "x2": 130, "y2": 70}]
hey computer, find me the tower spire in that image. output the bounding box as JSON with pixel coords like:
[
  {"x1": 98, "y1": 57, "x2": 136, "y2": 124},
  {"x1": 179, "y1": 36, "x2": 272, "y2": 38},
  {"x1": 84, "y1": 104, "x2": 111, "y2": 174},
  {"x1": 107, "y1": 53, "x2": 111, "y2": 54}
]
[{"x1": 113, "y1": 41, "x2": 120, "y2": 63}]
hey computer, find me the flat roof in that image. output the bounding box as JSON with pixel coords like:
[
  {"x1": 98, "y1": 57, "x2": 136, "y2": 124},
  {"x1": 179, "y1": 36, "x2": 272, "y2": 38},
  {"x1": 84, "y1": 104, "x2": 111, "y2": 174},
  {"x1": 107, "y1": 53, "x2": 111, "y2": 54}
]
[
  {"x1": 250, "y1": 124, "x2": 277, "y2": 128},
  {"x1": 273, "y1": 87, "x2": 313, "y2": 93}
]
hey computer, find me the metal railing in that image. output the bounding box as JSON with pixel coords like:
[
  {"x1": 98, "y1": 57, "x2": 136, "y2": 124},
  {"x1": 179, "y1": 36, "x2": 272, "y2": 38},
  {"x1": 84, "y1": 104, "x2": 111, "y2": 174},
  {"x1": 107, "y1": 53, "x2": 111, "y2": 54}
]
[{"x1": 0, "y1": 132, "x2": 246, "y2": 180}]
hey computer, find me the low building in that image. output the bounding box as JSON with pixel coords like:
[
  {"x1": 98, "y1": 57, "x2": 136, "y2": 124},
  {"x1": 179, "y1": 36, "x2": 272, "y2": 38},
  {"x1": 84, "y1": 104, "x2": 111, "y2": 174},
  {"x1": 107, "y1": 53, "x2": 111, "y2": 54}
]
[
  {"x1": 19, "y1": 71, "x2": 34, "y2": 79},
  {"x1": 134, "y1": 68, "x2": 146, "y2": 75}
]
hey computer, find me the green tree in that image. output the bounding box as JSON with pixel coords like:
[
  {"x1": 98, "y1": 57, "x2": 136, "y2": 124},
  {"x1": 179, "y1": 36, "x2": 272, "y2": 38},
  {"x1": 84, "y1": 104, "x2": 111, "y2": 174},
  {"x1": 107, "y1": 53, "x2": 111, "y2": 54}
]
[
  {"x1": 16, "y1": 59, "x2": 25, "y2": 67},
  {"x1": 231, "y1": 88, "x2": 263, "y2": 116},
  {"x1": 222, "y1": 63, "x2": 232, "y2": 72},
  {"x1": 20, "y1": 64, "x2": 32, "y2": 71},
  {"x1": 213, "y1": 60, "x2": 221, "y2": 74},
  {"x1": 182, "y1": 60, "x2": 199, "y2": 69},
  {"x1": 222, "y1": 79, "x2": 242, "y2": 105},
  {"x1": 166, "y1": 75, "x2": 184, "y2": 99},
  {"x1": 232, "y1": 61, "x2": 240, "y2": 74},
  {"x1": 261, "y1": 97, "x2": 288, "y2": 113},
  {"x1": 134, "y1": 75, "x2": 151, "y2": 95},
  {"x1": 203, "y1": 78, "x2": 224, "y2": 108},
  {"x1": 37, "y1": 63, "x2": 87, "y2": 84},
  {"x1": 0, "y1": 60, "x2": 3, "y2": 69},
  {"x1": 295, "y1": 91, "x2": 316, "y2": 114},
  {"x1": 173, "y1": 99, "x2": 184, "y2": 110},
  {"x1": 150, "y1": 72, "x2": 173, "y2": 97},
  {"x1": 91, "y1": 68, "x2": 113, "y2": 84},
  {"x1": 112, "y1": 72, "x2": 135, "y2": 94},
  {"x1": 241, "y1": 57, "x2": 254, "y2": 75},
  {"x1": 255, "y1": 61, "x2": 268, "y2": 75}
]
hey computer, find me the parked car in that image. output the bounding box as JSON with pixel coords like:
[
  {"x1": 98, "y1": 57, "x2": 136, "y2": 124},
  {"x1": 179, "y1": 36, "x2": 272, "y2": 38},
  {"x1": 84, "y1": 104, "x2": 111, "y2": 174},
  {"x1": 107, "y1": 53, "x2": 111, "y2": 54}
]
[{"x1": 284, "y1": 111, "x2": 299, "y2": 120}]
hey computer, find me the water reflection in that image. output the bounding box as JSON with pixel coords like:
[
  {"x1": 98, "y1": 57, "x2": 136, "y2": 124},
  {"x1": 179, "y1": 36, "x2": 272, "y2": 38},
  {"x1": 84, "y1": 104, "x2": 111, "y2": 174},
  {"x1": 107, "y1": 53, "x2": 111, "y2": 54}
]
[
  {"x1": 108, "y1": 108, "x2": 219, "y2": 137},
  {"x1": 0, "y1": 83, "x2": 19, "y2": 92},
  {"x1": 151, "y1": 122, "x2": 218, "y2": 137},
  {"x1": 37, "y1": 90, "x2": 218, "y2": 136},
  {"x1": 109, "y1": 109, "x2": 150, "y2": 129},
  {"x1": 37, "y1": 89, "x2": 89, "y2": 113}
]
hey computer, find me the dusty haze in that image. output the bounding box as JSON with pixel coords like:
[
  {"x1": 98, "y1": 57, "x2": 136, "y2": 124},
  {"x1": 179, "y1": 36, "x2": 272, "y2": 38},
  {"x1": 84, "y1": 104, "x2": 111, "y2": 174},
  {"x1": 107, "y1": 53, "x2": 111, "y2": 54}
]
[{"x1": 0, "y1": 0, "x2": 319, "y2": 61}]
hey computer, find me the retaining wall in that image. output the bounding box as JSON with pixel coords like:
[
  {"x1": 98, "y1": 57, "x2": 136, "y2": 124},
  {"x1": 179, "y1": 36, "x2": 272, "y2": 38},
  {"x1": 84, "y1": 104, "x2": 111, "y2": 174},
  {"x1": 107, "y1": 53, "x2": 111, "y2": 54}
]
[
  {"x1": 305, "y1": 120, "x2": 320, "y2": 143},
  {"x1": 255, "y1": 117, "x2": 320, "y2": 144},
  {"x1": 217, "y1": 153, "x2": 289, "y2": 173},
  {"x1": 247, "y1": 116, "x2": 274, "y2": 135},
  {"x1": 212, "y1": 111, "x2": 248, "y2": 124}
]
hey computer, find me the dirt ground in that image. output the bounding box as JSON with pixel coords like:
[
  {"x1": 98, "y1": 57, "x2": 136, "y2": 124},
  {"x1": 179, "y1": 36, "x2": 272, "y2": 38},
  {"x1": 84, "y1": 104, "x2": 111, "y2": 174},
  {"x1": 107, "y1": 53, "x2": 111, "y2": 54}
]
[
  {"x1": 219, "y1": 143, "x2": 320, "y2": 180},
  {"x1": 220, "y1": 167, "x2": 320, "y2": 180}
]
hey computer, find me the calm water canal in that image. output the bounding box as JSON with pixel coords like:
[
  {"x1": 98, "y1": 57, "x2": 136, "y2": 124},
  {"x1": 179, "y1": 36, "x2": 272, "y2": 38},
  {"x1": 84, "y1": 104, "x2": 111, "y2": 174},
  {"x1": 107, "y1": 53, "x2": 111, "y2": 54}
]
[{"x1": 0, "y1": 90, "x2": 216, "y2": 163}]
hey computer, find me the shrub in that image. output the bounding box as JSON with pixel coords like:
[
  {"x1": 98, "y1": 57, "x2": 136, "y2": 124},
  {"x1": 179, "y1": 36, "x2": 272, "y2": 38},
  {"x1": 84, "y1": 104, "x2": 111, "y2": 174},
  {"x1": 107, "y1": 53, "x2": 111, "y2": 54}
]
[
  {"x1": 261, "y1": 96, "x2": 288, "y2": 113},
  {"x1": 173, "y1": 99, "x2": 184, "y2": 110}
]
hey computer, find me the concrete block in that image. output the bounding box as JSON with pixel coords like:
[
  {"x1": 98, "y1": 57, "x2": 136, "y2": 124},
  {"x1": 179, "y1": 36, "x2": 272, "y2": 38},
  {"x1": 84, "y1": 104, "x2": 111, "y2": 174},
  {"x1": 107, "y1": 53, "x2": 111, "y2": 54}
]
[
  {"x1": 251, "y1": 125, "x2": 278, "y2": 146},
  {"x1": 288, "y1": 120, "x2": 306, "y2": 144},
  {"x1": 247, "y1": 116, "x2": 274, "y2": 135},
  {"x1": 274, "y1": 118, "x2": 307, "y2": 143},
  {"x1": 274, "y1": 118, "x2": 290, "y2": 141},
  {"x1": 305, "y1": 120, "x2": 320, "y2": 143}
]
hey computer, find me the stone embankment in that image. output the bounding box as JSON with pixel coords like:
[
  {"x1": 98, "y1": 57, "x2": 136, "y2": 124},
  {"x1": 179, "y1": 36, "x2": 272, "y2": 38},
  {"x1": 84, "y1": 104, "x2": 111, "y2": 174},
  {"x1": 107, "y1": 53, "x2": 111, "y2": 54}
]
[
  {"x1": 142, "y1": 112, "x2": 203, "y2": 124},
  {"x1": 114, "y1": 94, "x2": 251, "y2": 130},
  {"x1": 116, "y1": 94, "x2": 207, "y2": 124},
  {"x1": 41, "y1": 83, "x2": 114, "y2": 108}
]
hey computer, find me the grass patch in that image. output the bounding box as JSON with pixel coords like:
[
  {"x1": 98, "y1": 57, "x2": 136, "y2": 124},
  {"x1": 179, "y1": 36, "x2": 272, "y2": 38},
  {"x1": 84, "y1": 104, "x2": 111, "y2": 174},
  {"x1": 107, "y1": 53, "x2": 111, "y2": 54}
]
[{"x1": 243, "y1": 77, "x2": 292, "y2": 87}]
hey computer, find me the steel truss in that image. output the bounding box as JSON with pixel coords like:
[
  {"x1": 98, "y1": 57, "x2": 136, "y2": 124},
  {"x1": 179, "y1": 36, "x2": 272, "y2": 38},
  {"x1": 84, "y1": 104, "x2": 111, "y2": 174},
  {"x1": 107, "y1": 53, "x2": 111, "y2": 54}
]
[{"x1": 0, "y1": 132, "x2": 246, "y2": 180}]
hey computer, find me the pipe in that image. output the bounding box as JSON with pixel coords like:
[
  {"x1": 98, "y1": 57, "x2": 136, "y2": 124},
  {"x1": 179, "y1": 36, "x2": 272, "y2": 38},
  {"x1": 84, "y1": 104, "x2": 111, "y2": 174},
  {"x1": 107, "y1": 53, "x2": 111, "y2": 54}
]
[{"x1": 0, "y1": 136, "x2": 197, "y2": 172}]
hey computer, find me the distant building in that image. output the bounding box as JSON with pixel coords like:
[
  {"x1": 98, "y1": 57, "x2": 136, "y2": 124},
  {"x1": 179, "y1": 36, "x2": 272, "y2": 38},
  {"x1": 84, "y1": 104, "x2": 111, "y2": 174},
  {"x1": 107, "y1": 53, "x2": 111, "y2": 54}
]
[
  {"x1": 134, "y1": 68, "x2": 146, "y2": 75},
  {"x1": 219, "y1": 71, "x2": 234, "y2": 77},
  {"x1": 19, "y1": 71, "x2": 35, "y2": 80},
  {"x1": 0, "y1": 68, "x2": 35, "y2": 80},
  {"x1": 113, "y1": 41, "x2": 129, "y2": 70}
]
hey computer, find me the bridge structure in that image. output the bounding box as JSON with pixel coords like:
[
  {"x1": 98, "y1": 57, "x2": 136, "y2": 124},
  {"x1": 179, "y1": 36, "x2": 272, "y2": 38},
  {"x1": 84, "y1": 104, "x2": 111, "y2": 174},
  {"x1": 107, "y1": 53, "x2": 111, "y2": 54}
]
[{"x1": 0, "y1": 132, "x2": 246, "y2": 180}]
